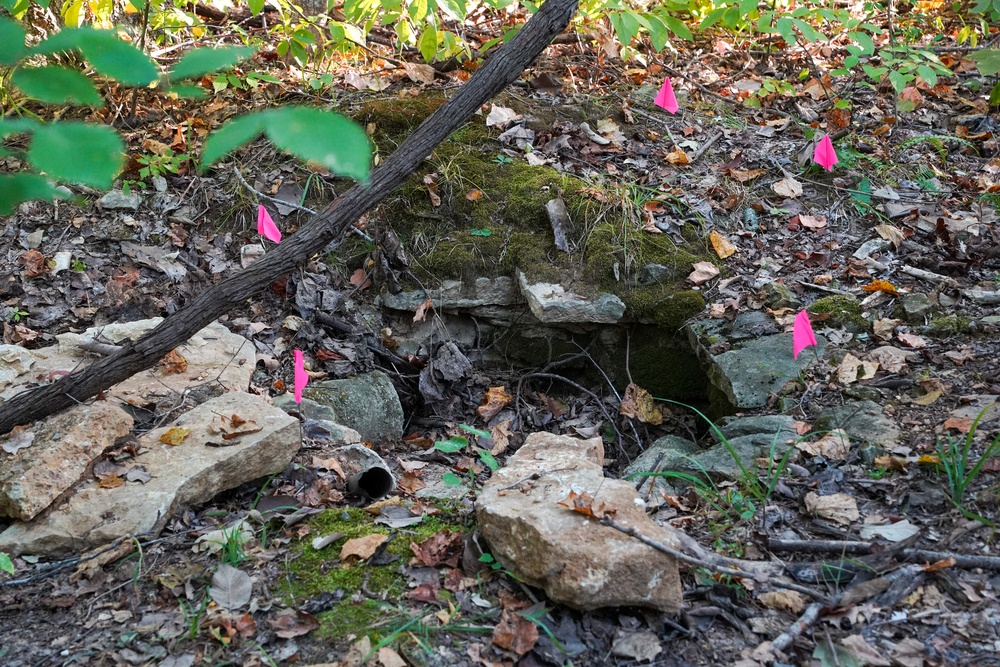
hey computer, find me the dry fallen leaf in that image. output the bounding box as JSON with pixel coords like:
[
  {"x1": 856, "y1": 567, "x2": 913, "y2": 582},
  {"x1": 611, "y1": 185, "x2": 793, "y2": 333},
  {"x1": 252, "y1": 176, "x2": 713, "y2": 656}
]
[
  {"x1": 159, "y1": 348, "x2": 188, "y2": 374},
  {"x1": 897, "y1": 332, "x2": 927, "y2": 348},
  {"x1": 758, "y1": 589, "x2": 806, "y2": 614},
  {"x1": 861, "y1": 279, "x2": 899, "y2": 295},
  {"x1": 797, "y1": 214, "x2": 827, "y2": 230},
  {"x1": 492, "y1": 608, "x2": 539, "y2": 655},
  {"x1": 728, "y1": 168, "x2": 767, "y2": 183},
  {"x1": 489, "y1": 419, "x2": 513, "y2": 456},
  {"x1": 340, "y1": 533, "x2": 388, "y2": 562},
  {"x1": 912, "y1": 389, "x2": 942, "y2": 405},
  {"x1": 872, "y1": 318, "x2": 902, "y2": 339},
  {"x1": 772, "y1": 177, "x2": 803, "y2": 198},
  {"x1": 797, "y1": 430, "x2": 851, "y2": 459},
  {"x1": 943, "y1": 346, "x2": 975, "y2": 365},
  {"x1": 665, "y1": 148, "x2": 690, "y2": 165},
  {"x1": 402, "y1": 62, "x2": 435, "y2": 84},
  {"x1": 209, "y1": 414, "x2": 261, "y2": 440},
  {"x1": 709, "y1": 230, "x2": 737, "y2": 259},
  {"x1": 688, "y1": 261, "x2": 720, "y2": 285},
  {"x1": 465, "y1": 188, "x2": 483, "y2": 201},
  {"x1": 875, "y1": 222, "x2": 906, "y2": 248},
  {"x1": 477, "y1": 385, "x2": 513, "y2": 422},
  {"x1": 160, "y1": 426, "x2": 191, "y2": 446},
  {"x1": 413, "y1": 298, "x2": 433, "y2": 323},
  {"x1": 619, "y1": 383, "x2": 663, "y2": 425},
  {"x1": 804, "y1": 491, "x2": 860, "y2": 525},
  {"x1": 868, "y1": 346, "x2": 910, "y2": 374},
  {"x1": 349, "y1": 268, "x2": 371, "y2": 290},
  {"x1": 836, "y1": 354, "x2": 878, "y2": 384}
]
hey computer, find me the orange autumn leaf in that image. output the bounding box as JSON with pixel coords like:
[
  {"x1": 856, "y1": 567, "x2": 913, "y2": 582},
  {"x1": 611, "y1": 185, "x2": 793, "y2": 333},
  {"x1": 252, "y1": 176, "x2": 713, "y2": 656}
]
[
  {"x1": 160, "y1": 426, "x2": 191, "y2": 446},
  {"x1": 665, "y1": 148, "x2": 690, "y2": 166},
  {"x1": 465, "y1": 188, "x2": 483, "y2": 201},
  {"x1": 861, "y1": 279, "x2": 899, "y2": 295},
  {"x1": 557, "y1": 490, "x2": 615, "y2": 518},
  {"x1": 99, "y1": 475, "x2": 125, "y2": 489},
  {"x1": 477, "y1": 386, "x2": 513, "y2": 422},
  {"x1": 709, "y1": 230, "x2": 737, "y2": 259},
  {"x1": 160, "y1": 348, "x2": 188, "y2": 374}
]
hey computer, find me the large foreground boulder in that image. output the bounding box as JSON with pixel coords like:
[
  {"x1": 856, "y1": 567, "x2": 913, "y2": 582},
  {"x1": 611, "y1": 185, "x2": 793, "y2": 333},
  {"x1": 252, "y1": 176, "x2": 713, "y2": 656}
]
[{"x1": 476, "y1": 432, "x2": 682, "y2": 612}]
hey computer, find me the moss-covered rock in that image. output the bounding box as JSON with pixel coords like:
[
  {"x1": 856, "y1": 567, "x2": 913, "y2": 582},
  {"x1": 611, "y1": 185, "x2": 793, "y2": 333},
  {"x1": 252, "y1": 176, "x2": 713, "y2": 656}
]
[{"x1": 808, "y1": 294, "x2": 869, "y2": 333}]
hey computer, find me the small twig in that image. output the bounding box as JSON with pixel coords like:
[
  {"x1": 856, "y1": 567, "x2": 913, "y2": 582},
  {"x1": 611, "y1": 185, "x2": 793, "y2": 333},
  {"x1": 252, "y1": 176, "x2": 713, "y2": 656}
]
[
  {"x1": 768, "y1": 538, "x2": 1000, "y2": 570},
  {"x1": 517, "y1": 372, "x2": 624, "y2": 449},
  {"x1": 899, "y1": 264, "x2": 951, "y2": 284},
  {"x1": 598, "y1": 516, "x2": 831, "y2": 604},
  {"x1": 690, "y1": 130, "x2": 723, "y2": 164},
  {"x1": 499, "y1": 467, "x2": 575, "y2": 491}
]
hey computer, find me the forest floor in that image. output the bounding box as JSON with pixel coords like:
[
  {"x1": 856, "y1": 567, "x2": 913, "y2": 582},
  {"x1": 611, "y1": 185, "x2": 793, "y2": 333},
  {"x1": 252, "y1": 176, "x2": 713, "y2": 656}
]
[{"x1": 3, "y1": 6, "x2": 1000, "y2": 667}]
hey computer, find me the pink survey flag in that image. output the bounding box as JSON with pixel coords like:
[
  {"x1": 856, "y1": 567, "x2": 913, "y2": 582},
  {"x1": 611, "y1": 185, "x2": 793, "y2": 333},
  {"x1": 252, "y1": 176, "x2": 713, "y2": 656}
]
[
  {"x1": 793, "y1": 310, "x2": 818, "y2": 360},
  {"x1": 257, "y1": 204, "x2": 282, "y2": 243},
  {"x1": 813, "y1": 134, "x2": 838, "y2": 172},
  {"x1": 654, "y1": 77, "x2": 679, "y2": 114},
  {"x1": 293, "y1": 349, "x2": 308, "y2": 403}
]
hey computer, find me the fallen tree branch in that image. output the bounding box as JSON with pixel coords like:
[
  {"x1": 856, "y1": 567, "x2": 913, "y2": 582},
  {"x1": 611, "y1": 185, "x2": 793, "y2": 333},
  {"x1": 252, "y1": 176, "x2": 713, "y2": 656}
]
[
  {"x1": 0, "y1": 0, "x2": 581, "y2": 435},
  {"x1": 767, "y1": 538, "x2": 1000, "y2": 570}
]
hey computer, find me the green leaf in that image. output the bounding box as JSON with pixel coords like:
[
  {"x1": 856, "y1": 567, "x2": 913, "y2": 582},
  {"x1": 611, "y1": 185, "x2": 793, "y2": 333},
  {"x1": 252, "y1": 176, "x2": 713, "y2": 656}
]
[
  {"x1": 775, "y1": 16, "x2": 794, "y2": 44},
  {"x1": 0, "y1": 174, "x2": 59, "y2": 215},
  {"x1": 989, "y1": 81, "x2": 1000, "y2": 106},
  {"x1": 200, "y1": 112, "x2": 270, "y2": 168},
  {"x1": 0, "y1": 0, "x2": 31, "y2": 19},
  {"x1": 609, "y1": 11, "x2": 640, "y2": 47},
  {"x1": 442, "y1": 472, "x2": 464, "y2": 486},
  {"x1": 850, "y1": 31, "x2": 875, "y2": 55},
  {"x1": 12, "y1": 66, "x2": 103, "y2": 105},
  {"x1": 264, "y1": 107, "x2": 371, "y2": 183},
  {"x1": 31, "y1": 28, "x2": 157, "y2": 86},
  {"x1": 434, "y1": 436, "x2": 468, "y2": 453},
  {"x1": 0, "y1": 118, "x2": 38, "y2": 139},
  {"x1": 852, "y1": 177, "x2": 872, "y2": 204},
  {"x1": 888, "y1": 69, "x2": 907, "y2": 92},
  {"x1": 699, "y1": 7, "x2": 726, "y2": 30},
  {"x1": 459, "y1": 424, "x2": 491, "y2": 439},
  {"x1": 477, "y1": 448, "x2": 499, "y2": 472},
  {"x1": 438, "y1": 0, "x2": 466, "y2": 20},
  {"x1": 28, "y1": 122, "x2": 124, "y2": 188},
  {"x1": 970, "y1": 49, "x2": 1000, "y2": 76},
  {"x1": 0, "y1": 17, "x2": 27, "y2": 66},
  {"x1": 862, "y1": 65, "x2": 887, "y2": 80},
  {"x1": 844, "y1": 54, "x2": 859, "y2": 68},
  {"x1": 167, "y1": 46, "x2": 256, "y2": 81},
  {"x1": 645, "y1": 15, "x2": 668, "y2": 51},
  {"x1": 418, "y1": 23, "x2": 437, "y2": 63},
  {"x1": 248, "y1": 0, "x2": 265, "y2": 15},
  {"x1": 661, "y1": 15, "x2": 692, "y2": 41},
  {"x1": 0, "y1": 552, "x2": 13, "y2": 575},
  {"x1": 916, "y1": 64, "x2": 937, "y2": 87},
  {"x1": 739, "y1": 0, "x2": 756, "y2": 16}
]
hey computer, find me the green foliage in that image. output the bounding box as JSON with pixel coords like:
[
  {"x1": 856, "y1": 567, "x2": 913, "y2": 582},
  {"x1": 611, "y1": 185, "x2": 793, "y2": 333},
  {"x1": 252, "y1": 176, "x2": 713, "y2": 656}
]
[
  {"x1": 433, "y1": 424, "x2": 496, "y2": 488},
  {"x1": 0, "y1": 17, "x2": 369, "y2": 213},
  {"x1": 0, "y1": 552, "x2": 13, "y2": 575},
  {"x1": 935, "y1": 405, "x2": 1000, "y2": 521}
]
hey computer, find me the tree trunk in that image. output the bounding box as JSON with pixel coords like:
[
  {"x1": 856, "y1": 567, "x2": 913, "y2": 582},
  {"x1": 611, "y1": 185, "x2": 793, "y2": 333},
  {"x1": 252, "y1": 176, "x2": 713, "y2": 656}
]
[{"x1": 0, "y1": 0, "x2": 580, "y2": 436}]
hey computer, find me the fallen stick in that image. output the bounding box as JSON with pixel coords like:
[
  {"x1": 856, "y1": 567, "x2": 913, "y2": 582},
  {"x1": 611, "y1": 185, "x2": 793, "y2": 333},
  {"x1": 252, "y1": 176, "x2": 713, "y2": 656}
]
[
  {"x1": 767, "y1": 538, "x2": 1000, "y2": 570},
  {"x1": 0, "y1": 0, "x2": 581, "y2": 435}
]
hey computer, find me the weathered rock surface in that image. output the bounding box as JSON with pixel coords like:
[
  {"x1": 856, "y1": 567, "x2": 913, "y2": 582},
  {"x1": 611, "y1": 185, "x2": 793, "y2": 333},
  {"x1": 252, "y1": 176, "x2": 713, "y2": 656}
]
[
  {"x1": 381, "y1": 277, "x2": 520, "y2": 312},
  {"x1": 0, "y1": 392, "x2": 299, "y2": 556},
  {"x1": 297, "y1": 371, "x2": 404, "y2": 442},
  {"x1": 686, "y1": 311, "x2": 825, "y2": 410},
  {"x1": 0, "y1": 319, "x2": 255, "y2": 411},
  {"x1": 518, "y1": 271, "x2": 626, "y2": 324},
  {"x1": 476, "y1": 432, "x2": 682, "y2": 612},
  {"x1": 0, "y1": 402, "x2": 134, "y2": 520},
  {"x1": 814, "y1": 400, "x2": 900, "y2": 448}
]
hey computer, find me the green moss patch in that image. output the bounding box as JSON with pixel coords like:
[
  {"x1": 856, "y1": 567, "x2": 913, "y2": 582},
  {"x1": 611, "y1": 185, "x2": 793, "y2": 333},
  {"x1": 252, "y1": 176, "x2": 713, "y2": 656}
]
[
  {"x1": 281, "y1": 507, "x2": 467, "y2": 643},
  {"x1": 808, "y1": 295, "x2": 869, "y2": 333}
]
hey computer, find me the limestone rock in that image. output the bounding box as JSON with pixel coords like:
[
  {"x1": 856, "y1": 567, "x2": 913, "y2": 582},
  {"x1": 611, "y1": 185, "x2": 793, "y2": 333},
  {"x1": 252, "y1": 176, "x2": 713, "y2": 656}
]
[
  {"x1": 99, "y1": 190, "x2": 141, "y2": 210},
  {"x1": 0, "y1": 319, "x2": 255, "y2": 414},
  {"x1": 0, "y1": 402, "x2": 134, "y2": 520},
  {"x1": 476, "y1": 432, "x2": 682, "y2": 612},
  {"x1": 901, "y1": 293, "x2": 935, "y2": 323},
  {"x1": 686, "y1": 311, "x2": 825, "y2": 410},
  {"x1": 298, "y1": 371, "x2": 403, "y2": 442},
  {"x1": 0, "y1": 393, "x2": 299, "y2": 556},
  {"x1": 814, "y1": 400, "x2": 900, "y2": 448},
  {"x1": 381, "y1": 277, "x2": 519, "y2": 312},
  {"x1": 518, "y1": 272, "x2": 625, "y2": 324}
]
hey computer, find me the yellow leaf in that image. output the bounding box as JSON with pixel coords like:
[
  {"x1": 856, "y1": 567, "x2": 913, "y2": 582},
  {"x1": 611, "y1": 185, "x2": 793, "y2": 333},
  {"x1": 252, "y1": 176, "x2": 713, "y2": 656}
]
[
  {"x1": 912, "y1": 389, "x2": 942, "y2": 406},
  {"x1": 709, "y1": 230, "x2": 737, "y2": 259},
  {"x1": 160, "y1": 427, "x2": 191, "y2": 446}
]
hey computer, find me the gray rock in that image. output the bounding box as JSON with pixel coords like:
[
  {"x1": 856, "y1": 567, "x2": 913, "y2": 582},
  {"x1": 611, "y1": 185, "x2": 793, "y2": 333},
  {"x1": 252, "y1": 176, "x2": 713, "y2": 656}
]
[
  {"x1": 814, "y1": 400, "x2": 900, "y2": 448},
  {"x1": 0, "y1": 402, "x2": 134, "y2": 520},
  {"x1": 381, "y1": 277, "x2": 519, "y2": 312},
  {"x1": 518, "y1": 271, "x2": 625, "y2": 324},
  {"x1": 99, "y1": 190, "x2": 142, "y2": 210},
  {"x1": 638, "y1": 264, "x2": 681, "y2": 285},
  {"x1": 0, "y1": 393, "x2": 299, "y2": 556},
  {"x1": 622, "y1": 435, "x2": 700, "y2": 496},
  {"x1": 761, "y1": 282, "x2": 801, "y2": 310},
  {"x1": 546, "y1": 198, "x2": 576, "y2": 253},
  {"x1": 686, "y1": 312, "x2": 825, "y2": 410},
  {"x1": 299, "y1": 371, "x2": 404, "y2": 442},
  {"x1": 477, "y1": 432, "x2": 682, "y2": 612},
  {"x1": 0, "y1": 345, "x2": 36, "y2": 394},
  {"x1": 901, "y1": 293, "x2": 935, "y2": 323}
]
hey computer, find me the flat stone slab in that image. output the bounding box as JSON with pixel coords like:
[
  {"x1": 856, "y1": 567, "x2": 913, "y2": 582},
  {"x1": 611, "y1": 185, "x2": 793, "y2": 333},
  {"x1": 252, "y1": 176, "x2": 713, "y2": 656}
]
[
  {"x1": 0, "y1": 393, "x2": 299, "y2": 556},
  {"x1": 686, "y1": 311, "x2": 826, "y2": 410},
  {"x1": 292, "y1": 371, "x2": 404, "y2": 442},
  {"x1": 381, "y1": 277, "x2": 519, "y2": 312},
  {"x1": 518, "y1": 271, "x2": 625, "y2": 324},
  {"x1": 0, "y1": 319, "x2": 255, "y2": 411},
  {"x1": 477, "y1": 432, "x2": 682, "y2": 612},
  {"x1": 0, "y1": 402, "x2": 134, "y2": 520}
]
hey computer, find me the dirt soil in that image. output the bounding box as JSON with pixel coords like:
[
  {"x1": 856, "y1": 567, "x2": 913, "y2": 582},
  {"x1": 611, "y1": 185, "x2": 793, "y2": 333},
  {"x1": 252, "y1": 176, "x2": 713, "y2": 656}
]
[{"x1": 3, "y1": 19, "x2": 1000, "y2": 667}]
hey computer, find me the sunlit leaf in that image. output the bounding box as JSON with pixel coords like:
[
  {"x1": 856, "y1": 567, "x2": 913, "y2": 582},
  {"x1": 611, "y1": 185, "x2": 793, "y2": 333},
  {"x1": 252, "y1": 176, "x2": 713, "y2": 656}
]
[
  {"x1": 28, "y1": 122, "x2": 124, "y2": 188},
  {"x1": 200, "y1": 112, "x2": 270, "y2": 168},
  {"x1": 418, "y1": 23, "x2": 437, "y2": 63},
  {"x1": 30, "y1": 28, "x2": 157, "y2": 86},
  {"x1": 264, "y1": 107, "x2": 371, "y2": 183},
  {"x1": 12, "y1": 66, "x2": 103, "y2": 105}
]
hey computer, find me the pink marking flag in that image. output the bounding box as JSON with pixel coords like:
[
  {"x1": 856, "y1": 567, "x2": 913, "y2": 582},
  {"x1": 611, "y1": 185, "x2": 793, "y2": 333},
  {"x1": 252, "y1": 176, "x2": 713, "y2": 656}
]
[
  {"x1": 793, "y1": 310, "x2": 818, "y2": 360},
  {"x1": 293, "y1": 349, "x2": 308, "y2": 403},
  {"x1": 654, "y1": 77, "x2": 679, "y2": 114},
  {"x1": 257, "y1": 205, "x2": 282, "y2": 243},
  {"x1": 812, "y1": 134, "x2": 838, "y2": 172}
]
